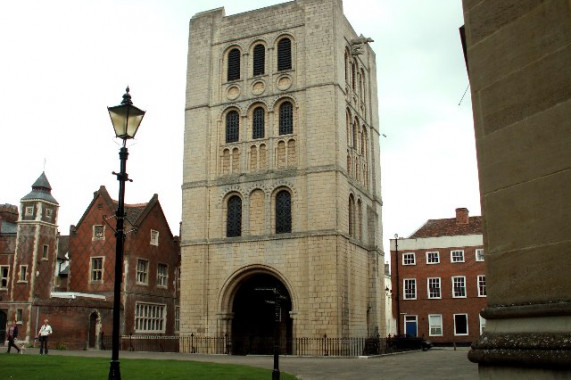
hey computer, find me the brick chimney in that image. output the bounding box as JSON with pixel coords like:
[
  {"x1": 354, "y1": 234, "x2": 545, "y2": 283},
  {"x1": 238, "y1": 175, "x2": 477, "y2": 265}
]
[
  {"x1": 456, "y1": 208, "x2": 469, "y2": 224},
  {"x1": 0, "y1": 204, "x2": 19, "y2": 223}
]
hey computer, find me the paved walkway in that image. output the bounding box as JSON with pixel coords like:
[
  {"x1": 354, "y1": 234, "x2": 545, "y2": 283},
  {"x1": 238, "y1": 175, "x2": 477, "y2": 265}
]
[{"x1": 38, "y1": 347, "x2": 478, "y2": 380}]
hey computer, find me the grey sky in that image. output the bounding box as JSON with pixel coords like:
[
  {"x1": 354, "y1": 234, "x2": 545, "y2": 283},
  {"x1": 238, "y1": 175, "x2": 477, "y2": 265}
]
[{"x1": 0, "y1": 0, "x2": 479, "y2": 255}]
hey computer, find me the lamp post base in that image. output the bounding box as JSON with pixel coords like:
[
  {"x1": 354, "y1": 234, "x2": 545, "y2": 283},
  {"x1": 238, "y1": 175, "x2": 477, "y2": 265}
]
[{"x1": 108, "y1": 360, "x2": 121, "y2": 380}]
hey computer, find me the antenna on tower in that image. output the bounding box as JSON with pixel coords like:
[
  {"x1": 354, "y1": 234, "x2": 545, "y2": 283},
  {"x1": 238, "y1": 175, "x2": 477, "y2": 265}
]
[{"x1": 458, "y1": 83, "x2": 470, "y2": 105}]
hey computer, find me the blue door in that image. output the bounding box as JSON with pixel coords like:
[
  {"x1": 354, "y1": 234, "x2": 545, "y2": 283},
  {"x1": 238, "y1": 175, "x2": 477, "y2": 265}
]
[{"x1": 405, "y1": 315, "x2": 417, "y2": 337}]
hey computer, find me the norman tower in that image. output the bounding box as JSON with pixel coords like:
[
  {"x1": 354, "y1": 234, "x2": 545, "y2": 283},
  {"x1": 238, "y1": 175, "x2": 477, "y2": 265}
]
[{"x1": 181, "y1": 0, "x2": 383, "y2": 354}]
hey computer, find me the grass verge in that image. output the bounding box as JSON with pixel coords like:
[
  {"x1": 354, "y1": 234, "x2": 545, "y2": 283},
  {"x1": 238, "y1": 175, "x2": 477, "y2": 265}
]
[{"x1": 2, "y1": 354, "x2": 298, "y2": 380}]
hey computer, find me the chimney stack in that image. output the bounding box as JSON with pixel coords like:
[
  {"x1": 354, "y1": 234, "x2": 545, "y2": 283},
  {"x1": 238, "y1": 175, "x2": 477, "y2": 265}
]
[{"x1": 456, "y1": 208, "x2": 469, "y2": 224}]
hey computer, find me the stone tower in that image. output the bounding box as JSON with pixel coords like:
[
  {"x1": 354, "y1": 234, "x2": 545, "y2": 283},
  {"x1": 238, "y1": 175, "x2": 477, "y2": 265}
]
[
  {"x1": 181, "y1": 0, "x2": 383, "y2": 354},
  {"x1": 12, "y1": 172, "x2": 59, "y2": 340},
  {"x1": 462, "y1": 1, "x2": 571, "y2": 378}
]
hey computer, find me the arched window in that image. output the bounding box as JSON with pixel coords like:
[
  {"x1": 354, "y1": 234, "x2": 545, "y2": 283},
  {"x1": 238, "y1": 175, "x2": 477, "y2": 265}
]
[
  {"x1": 351, "y1": 61, "x2": 356, "y2": 90},
  {"x1": 352, "y1": 118, "x2": 358, "y2": 150},
  {"x1": 344, "y1": 50, "x2": 350, "y2": 85},
  {"x1": 357, "y1": 199, "x2": 362, "y2": 240},
  {"x1": 277, "y1": 38, "x2": 292, "y2": 71},
  {"x1": 360, "y1": 68, "x2": 366, "y2": 102},
  {"x1": 253, "y1": 44, "x2": 265, "y2": 76},
  {"x1": 226, "y1": 110, "x2": 239, "y2": 143},
  {"x1": 275, "y1": 190, "x2": 292, "y2": 234},
  {"x1": 227, "y1": 195, "x2": 242, "y2": 237},
  {"x1": 227, "y1": 48, "x2": 241, "y2": 81},
  {"x1": 349, "y1": 195, "x2": 355, "y2": 237},
  {"x1": 253, "y1": 107, "x2": 265, "y2": 139},
  {"x1": 279, "y1": 101, "x2": 293, "y2": 135}
]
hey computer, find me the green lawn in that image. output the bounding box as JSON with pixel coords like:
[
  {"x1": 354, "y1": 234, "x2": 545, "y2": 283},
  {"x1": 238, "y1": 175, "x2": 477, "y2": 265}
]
[{"x1": 2, "y1": 355, "x2": 298, "y2": 380}]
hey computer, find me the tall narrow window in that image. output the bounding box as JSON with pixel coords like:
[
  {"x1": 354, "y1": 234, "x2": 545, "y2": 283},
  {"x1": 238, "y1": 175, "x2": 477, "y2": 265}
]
[
  {"x1": 279, "y1": 101, "x2": 293, "y2": 135},
  {"x1": 227, "y1": 48, "x2": 240, "y2": 81},
  {"x1": 157, "y1": 263, "x2": 168, "y2": 287},
  {"x1": 452, "y1": 276, "x2": 467, "y2": 298},
  {"x1": 275, "y1": 190, "x2": 292, "y2": 234},
  {"x1": 137, "y1": 259, "x2": 149, "y2": 285},
  {"x1": 348, "y1": 195, "x2": 355, "y2": 237},
  {"x1": 404, "y1": 279, "x2": 417, "y2": 300},
  {"x1": 427, "y1": 277, "x2": 441, "y2": 299},
  {"x1": 91, "y1": 258, "x2": 103, "y2": 282},
  {"x1": 253, "y1": 107, "x2": 265, "y2": 139},
  {"x1": 454, "y1": 314, "x2": 469, "y2": 336},
  {"x1": 150, "y1": 230, "x2": 159, "y2": 246},
  {"x1": 253, "y1": 44, "x2": 265, "y2": 76},
  {"x1": 227, "y1": 195, "x2": 242, "y2": 237},
  {"x1": 18, "y1": 265, "x2": 28, "y2": 282},
  {"x1": 226, "y1": 111, "x2": 239, "y2": 143},
  {"x1": 277, "y1": 38, "x2": 292, "y2": 71},
  {"x1": 478, "y1": 275, "x2": 487, "y2": 297},
  {"x1": 0, "y1": 266, "x2": 8, "y2": 289}
]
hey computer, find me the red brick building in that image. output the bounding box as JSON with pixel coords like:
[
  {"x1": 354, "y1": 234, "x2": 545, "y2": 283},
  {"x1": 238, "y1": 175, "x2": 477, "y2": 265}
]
[
  {"x1": 68, "y1": 185, "x2": 180, "y2": 346},
  {"x1": 389, "y1": 208, "x2": 486, "y2": 345},
  {"x1": 1, "y1": 173, "x2": 180, "y2": 350}
]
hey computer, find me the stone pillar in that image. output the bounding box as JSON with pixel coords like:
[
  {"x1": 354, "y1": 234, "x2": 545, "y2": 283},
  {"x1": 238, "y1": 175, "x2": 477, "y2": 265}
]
[{"x1": 461, "y1": 0, "x2": 571, "y2": 378}]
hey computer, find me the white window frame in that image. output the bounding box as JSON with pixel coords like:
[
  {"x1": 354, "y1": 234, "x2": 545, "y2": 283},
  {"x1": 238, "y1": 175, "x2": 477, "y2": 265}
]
[
  {"x1": 426, "y1": 251, "x2": 440, "y2": 264},
  {"x1": 18, "y1": 265, "x2": 28, "y2": 283},
  {"x1": 427, "y1": 277, "x2": 441, "y2": 299},
  {"x1": 25, "y1": 206, "x2": 34, "y2": 216},
  {"x1": 157, "y1": 263, "x2": 168, "y2": 288},
  {"x1": 45, "y1": 208, "x2": 53, "y2": 220},
  {"x1": 16, "y1": 309, "x2": 23, "y2": 323},
  {"x1": 150, "y1": 229, "x2": 159, "y2": 246},
  {"x1": 402, "y1": 252, "x2": 416, "y2": 265},
  {"x1": 477, "y1": 275, "x2": 487, "y2": 297},
  {"x1": 428, "y1": 314, "x2": 443, "y2": 336},
  {"x1": 403, "y1": 278, "x2": 417, "y2": 300},
  {"x1": 90, "y1": 257, "x2": 104, "y2": 282},
  {"x1": 134, "y1": 302, "x2": 166, "y2": 333},
  {"x1": 479, "y1": 314, "x2": 487, "y2": 335},
  {"x1": 454, "y1": 313, "x2": 469, "y2": 336},
  {"x1": 93, "y1": 225, "x2": 105, "y2": 241},
  {"x1": 0, "y1": 266, "x2": 9, "y2": 289},
  {"x1": 137, "y1": 259, "x2": 149, "y2": 285},
  {"x1": 451, "y1": 250, "x2": 465, "y2": 263},
  {"x1": 475, "y1": 249, "x2": 485, "y2": 262},
  {"x1": 452, "y1": 276, "x2": 467, "y2": 298}
]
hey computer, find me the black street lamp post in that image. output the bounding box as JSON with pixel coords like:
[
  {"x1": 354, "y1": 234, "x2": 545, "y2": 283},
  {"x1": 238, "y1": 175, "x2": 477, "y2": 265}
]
[
  {"x1": 107, "y1": 87, "x2": 145, "y2": 380},
  {"x1": 256, "y1": 287, "x2": 285, "y2": 380}
]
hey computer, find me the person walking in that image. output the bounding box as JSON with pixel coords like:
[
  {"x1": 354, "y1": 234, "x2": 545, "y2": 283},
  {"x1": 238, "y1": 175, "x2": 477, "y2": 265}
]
[
  {"x1": 6, "y1": 321, "x2": 21, "y2": 354},
  {"x1": 38, "y1": 319, "x2": 53, "y2": 355}
]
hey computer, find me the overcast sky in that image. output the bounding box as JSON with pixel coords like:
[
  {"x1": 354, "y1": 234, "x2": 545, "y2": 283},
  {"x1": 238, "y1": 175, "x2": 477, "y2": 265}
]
[{"x1": 0, "y1": 0, "x2": 479, "y2": 256}]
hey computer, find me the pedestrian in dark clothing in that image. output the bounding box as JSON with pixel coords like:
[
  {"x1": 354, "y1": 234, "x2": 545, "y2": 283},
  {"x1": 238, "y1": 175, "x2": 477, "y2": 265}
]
[{"x1": 6, "y1": 321, "x2": 21, "y2": 354}]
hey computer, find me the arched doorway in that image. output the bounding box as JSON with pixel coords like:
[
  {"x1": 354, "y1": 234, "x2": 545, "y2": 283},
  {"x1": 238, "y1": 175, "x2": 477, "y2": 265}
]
[
  {"x1": 231, "y1": 273, "x2": 292, "y2": 355},
  {"x1": 88, "y1": 311, "x2": 99, "y2": 349}
]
